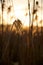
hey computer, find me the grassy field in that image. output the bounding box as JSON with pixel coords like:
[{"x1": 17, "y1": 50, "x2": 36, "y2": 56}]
[{"x1": 0, "y1": 25, "x2": 43, "y2": 65}]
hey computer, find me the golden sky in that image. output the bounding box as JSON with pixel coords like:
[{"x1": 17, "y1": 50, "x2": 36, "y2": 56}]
[{"x1": 0, "y1": 0, "x2": 43, "y2": 27}]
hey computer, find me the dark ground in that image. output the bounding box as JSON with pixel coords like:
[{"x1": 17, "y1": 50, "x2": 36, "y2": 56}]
[{"x1": 0, "y1": 25, "x2": 43, "y2": 65}]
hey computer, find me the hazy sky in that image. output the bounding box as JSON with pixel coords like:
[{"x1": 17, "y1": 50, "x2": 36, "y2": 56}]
[
  {"x1": 0, "y1": 0, "x2": 43, "y2": 11},
  {"x1": 0, "y1": 0, "x2": 43, "y2": 26}
]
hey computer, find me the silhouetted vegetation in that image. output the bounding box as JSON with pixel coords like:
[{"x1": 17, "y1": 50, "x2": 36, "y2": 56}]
[{"x1": 0, "y1": 24, "x2": 43, "y2": 65}]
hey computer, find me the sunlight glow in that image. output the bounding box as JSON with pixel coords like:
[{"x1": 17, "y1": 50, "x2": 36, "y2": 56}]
[{"x1": 0, "y1": 0, "x2": 43, "y2": 28}]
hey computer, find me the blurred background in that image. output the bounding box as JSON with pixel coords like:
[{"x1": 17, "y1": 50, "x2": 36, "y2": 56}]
[{"x1": 0, "y1": 0, "x2": 43, "y2": 65}]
